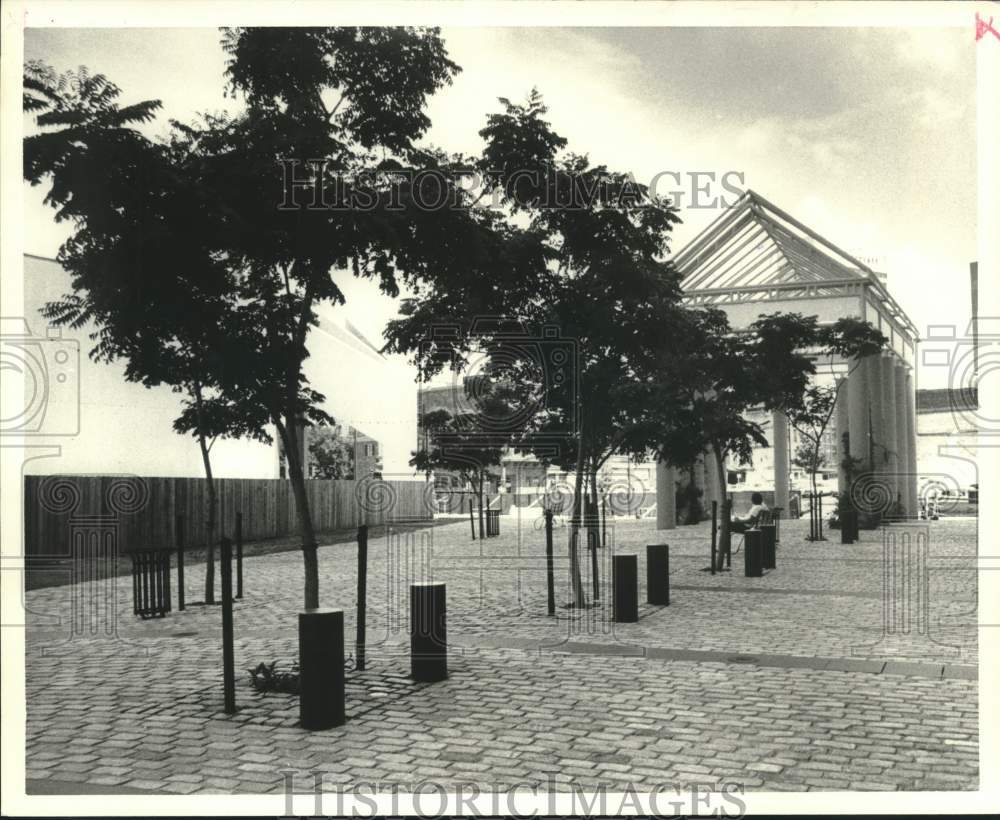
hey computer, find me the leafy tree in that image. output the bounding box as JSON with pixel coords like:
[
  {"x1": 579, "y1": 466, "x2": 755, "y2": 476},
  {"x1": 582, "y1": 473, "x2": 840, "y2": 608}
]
[
  {"x1": 23, "y1": 61, "x2": 269, "y2": 603},
  {"x1": 28, "y1": 28, "x2": 506, "y2": 611},
  {"x1": 307, "y1": 425, "x2": 355, "y2": 479},
  {"x1": 648, "y1": 311, "x2": 886, "y2": 570},
  {"x1": 387, "y1": 91, "x2": 687, "y2": 606}
]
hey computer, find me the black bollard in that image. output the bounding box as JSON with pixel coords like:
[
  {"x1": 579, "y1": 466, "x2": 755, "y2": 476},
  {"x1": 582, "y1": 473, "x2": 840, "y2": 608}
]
[
  {"x1": 220, "y1": 537, "x2": 236, "y2": 714},
  {"x1": 410, "y1": 583, "x2": 447, "y2": 682},
  {"x1": 298, "y1": 608, "x2": 346, "y2": 730},
  {"x1": 744, "y1": 529, "x2": 763, "y2": 578},
  {"x1": 612, "y1": 554, "x2": 639, "y2": 623},
  {"x1": 544, "y1": 510, "x2": 556, "y2": 616},
  {"x1": 469, "y1": 498, "x2": 476, "y2": 540},
  {"x1": 235, "y1": 512, "x2": 244, "y2": 600},
  {"x1": 761, "y1": 524, "x2": 776, "y2": 569},
  {"x1": 646, "y1": 544, "x2": 670, "y2": 606},
  {"x1": 176, "y1": 514, "x2": 185, "y2": 611},
  {"x1": 841, "y1": 508, "x2": 856, "y2": 544}
]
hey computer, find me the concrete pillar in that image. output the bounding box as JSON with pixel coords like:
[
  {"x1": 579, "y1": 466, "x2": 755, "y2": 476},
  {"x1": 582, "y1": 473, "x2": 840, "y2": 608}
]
[
  {"x1": 904, "y1": 369, "x2": 919, "y2": 517},
  {"x1": 656, "y1": 460, "x2": 676, "y2": 530},
  {"x1": 835, "y1": 375, "x2": 850, "y2": 498},
  {"x1": 893, "y1": 362, "x2": 909, "y2": 516},
  {"x1": 880, "y1": 355, "x2": 899, "y2": 507},
  {"x1": 847, "y1": 357, "x2": 870, "y2": 470},
  {"x1": 867, "y1": 355, "x2": 886, "y2": 471},
  {"x1": 701, "y1": 450, "x2": 717, "y2": 509},
  {"x1": 772, "y1": 411, "x2": 789, "y2": 512}
]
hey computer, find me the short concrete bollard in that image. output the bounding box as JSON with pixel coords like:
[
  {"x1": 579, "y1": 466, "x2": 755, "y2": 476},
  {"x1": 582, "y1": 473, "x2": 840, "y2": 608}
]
[
  {"x1": 646, "y1": 544, "x2": 670, "y2": 605},
  {"x1": 744, "y1": 529, "x2": 763, "y2": 578},
  {"x1": 613, "y1": 554, "x2": 639, "y2": 622},
  {"x1": 410, "y1": 582, "x2": 447, "y2": 682},
  {"x1": 760, "y1": 524, "x2": 776, "y2": 570},
  {"x1": 298, "y1": 608, "x2": 346, "y2": 730}
]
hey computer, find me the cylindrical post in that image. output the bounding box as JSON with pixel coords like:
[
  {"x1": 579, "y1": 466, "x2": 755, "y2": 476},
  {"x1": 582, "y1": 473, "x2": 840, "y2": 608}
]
[
  {"x1": 848, "y1": 356, "x2": 870, "y2": 458},
  {"x1": 220, "y1": 537, "x2": 236, "y2": 714},
  {"x1": 835, "y1": 376, "x2": 850, "y2": 500},
  {"x1": 235, "y1": 512, "x2": 243, "y2": 600},
  {"x1": 761, "y1": 524, "x2": 776, "y2": 569},
  {"x1": 818, "y1": 494, "x2": 824, "y2": 540},
  {"x1": 356, "y1": 524, "x2": 368, "y2": 672},
  {"x1": 410, "y1": 582, "x2": 447, "y2": 682},
  {"x1": 646, "y1": 544, "x2": 669, "y2": 606},
  {"x1": 469, "y1": 497, "x2": 476, "y2": 540},
  {"x1": 656, "y1": 461, "x2": 676, "y2": 530},
  {"x1": 612, "y1": 553, "x2": 638, "y2": 623},
  {"x1": 710, "y1": 500, "x2": 717, "y2": 576},
  {"x1": 544, "y1": 510, "x2": 555, "y2": 616},
  {"x1": 298, "y1": 608, "x2": 346, "y2": 730},
  {"x1": 176, "y1": 514, "x2": 185, "y2": 611},
  {"x1": 744, "y1": 529, "x2": 763, "y2": 578},
  {"x1": 772, "y1": 411, "x2": 790, "y2": 513}
]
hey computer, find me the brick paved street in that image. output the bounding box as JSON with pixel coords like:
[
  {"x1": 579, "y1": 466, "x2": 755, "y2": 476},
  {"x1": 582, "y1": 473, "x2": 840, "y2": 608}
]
[{"x1": 24, "y1": 514, "x2": 979, "y2": 794}]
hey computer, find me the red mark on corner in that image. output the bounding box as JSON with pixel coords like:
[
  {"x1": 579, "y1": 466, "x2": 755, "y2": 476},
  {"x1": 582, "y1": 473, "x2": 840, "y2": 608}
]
[{"x1": 976, "y1": 12, "x2": 1000, "y2": 42}]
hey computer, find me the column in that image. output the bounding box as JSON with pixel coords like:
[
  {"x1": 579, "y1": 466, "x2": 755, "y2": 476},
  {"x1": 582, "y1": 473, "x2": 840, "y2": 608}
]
[
  {"x1": 772, "y1": 411, "x2": 789, "y2": 512},
  {"x1": 866, "y1": 355, "x2": 886, "y2": 470},
  {"x1": 893, "y1": 362, "x2": 910, "y2": 516},
  {"x1": 656, "y1": 460, "x2": 676, "y2": 530},
  {"x1": 847, "y1": 356, "x2": 870, "y2": 470},
  {"x1": 701, "y1": 449, "x2": 717, "y2": 510},
  {"x1": 904, "y1": 368, "x2": 919, "y2": 517},
  {"x1": 880, "y1": 354, "x2": 899, "y2": 508},
  {"x1": 835, "y1": 375, "x2": 850, "y2": 499}
]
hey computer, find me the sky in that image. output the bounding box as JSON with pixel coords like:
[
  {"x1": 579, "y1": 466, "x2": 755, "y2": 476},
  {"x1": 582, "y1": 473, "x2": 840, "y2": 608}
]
[{"x1": 22, "y1": 25, "x2": 978, "y2": 390}]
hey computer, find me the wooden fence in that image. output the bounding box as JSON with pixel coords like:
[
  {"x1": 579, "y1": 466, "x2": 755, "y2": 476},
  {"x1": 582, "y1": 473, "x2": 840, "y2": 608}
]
[{"x1": 24, "y1": 475, "x2": 434, "y2": 556}]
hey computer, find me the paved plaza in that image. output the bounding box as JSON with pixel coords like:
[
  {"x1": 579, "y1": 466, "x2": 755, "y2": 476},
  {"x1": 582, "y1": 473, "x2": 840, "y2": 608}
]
[{"x1": 24, "y1": 514, "x2": 979, "y2": 794}]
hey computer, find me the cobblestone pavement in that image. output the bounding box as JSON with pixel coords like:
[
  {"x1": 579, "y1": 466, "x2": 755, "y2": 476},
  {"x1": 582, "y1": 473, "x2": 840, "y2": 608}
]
[{"x1": 24, "y1": 514, "x2": 979, "y2": 794}]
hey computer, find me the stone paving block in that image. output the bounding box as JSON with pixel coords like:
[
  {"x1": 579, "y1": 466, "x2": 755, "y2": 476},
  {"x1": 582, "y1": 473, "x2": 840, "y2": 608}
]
[
  {"x1": 942, "y1": 665, "x2": 978, "y2": 680},
  {"x1": 883, "y1": 661, "x2": 945, "y2": 677}
]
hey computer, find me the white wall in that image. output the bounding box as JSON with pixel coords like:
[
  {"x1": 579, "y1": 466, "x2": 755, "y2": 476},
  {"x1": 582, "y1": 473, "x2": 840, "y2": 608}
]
[{"x1": 19, "y1": 255, "x2": 417, "y2": 478}]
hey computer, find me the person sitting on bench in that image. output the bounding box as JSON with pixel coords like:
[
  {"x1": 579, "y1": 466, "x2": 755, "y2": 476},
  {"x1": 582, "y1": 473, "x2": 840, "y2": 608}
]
[{"x1": 730, "y1": 492, "x2": 768, "y2": 533}]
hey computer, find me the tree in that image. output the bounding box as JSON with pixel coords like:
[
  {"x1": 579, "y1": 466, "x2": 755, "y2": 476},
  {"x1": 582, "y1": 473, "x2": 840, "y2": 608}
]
[
  {"x1": 307, "y1": 425, "x2": 355, "y2": 479},
  {"x1": 786, "y1": 322, "x2": 888, "y2": 520},
  {"x1": 793, "y1": 436, "x2": 827, "y2": 475},
  {"x1": 23, "y1": 62, "x2": 269, "y2": 603},
  {"x1": 386, "y1": 91, "x2": 688, "y2": 607},
  {"x1": 647, "y1": 310, "x2": 886, "y2": 571},
  {"x1": 28, "y1": 28, "x2": 512, "y2": 611}
]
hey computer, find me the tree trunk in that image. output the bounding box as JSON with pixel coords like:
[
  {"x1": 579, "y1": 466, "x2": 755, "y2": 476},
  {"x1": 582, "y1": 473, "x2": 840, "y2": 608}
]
[
  {"x1": 196, "y1": 431, "x2": 217, "y2": 604},
  {"x1": 713, "y1": 446, "x2": 730, "y2": 572},
  {"x1": 568, "y1": 430, "x2": 587, "y2": 608},
  {"x1": 588, "y1": 461, "x2": 600, "y2": 599},
  {"x1": 191, "y1": 383, "x2": 216, "y2": 604},
  {"x1": 280, "y1": 418, "x2": 320, "y2": 609}
]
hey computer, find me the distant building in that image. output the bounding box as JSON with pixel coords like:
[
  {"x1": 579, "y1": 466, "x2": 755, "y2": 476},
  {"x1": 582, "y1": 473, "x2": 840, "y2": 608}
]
[{"x1": 915, "y1": 387, "x2": 978, "y2": 493}]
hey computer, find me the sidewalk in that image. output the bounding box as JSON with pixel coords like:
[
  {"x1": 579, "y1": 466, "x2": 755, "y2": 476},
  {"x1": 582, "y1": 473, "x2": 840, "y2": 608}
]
[{"x1": 24, "y1": 515, "x2": 979, "y2": 794}]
